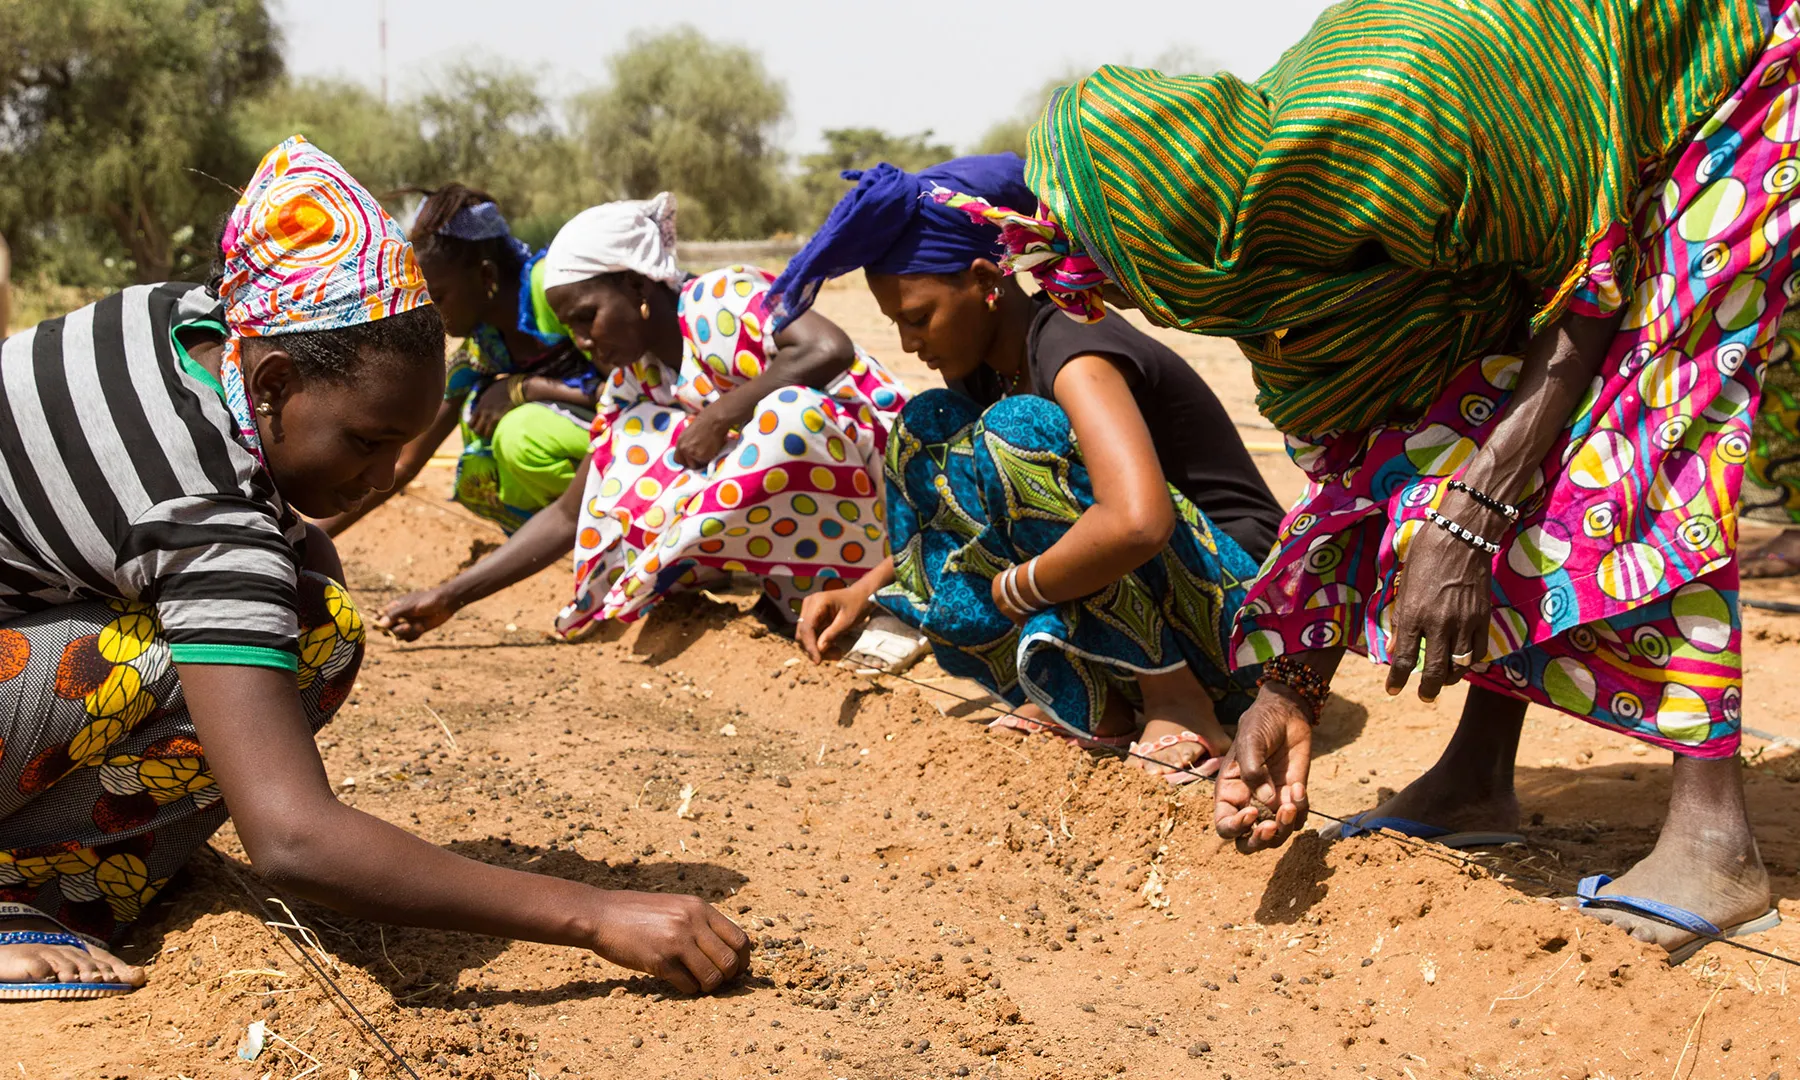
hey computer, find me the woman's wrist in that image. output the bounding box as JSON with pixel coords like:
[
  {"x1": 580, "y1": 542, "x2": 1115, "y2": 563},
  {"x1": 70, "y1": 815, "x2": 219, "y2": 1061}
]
[{"x1": 434, "y1": 579, "x2": 470, "y2": 613}]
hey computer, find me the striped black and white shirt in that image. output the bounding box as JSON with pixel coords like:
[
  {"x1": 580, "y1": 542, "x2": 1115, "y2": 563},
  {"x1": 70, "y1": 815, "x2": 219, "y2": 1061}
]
[{"x1": 0, "y1": 283, "x2": 306, "y2": 670}]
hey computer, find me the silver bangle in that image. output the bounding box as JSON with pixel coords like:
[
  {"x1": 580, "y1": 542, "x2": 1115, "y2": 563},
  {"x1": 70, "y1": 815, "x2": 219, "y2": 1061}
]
[
  {"x1": 1425, "y1": 508, "x2": 1501, "y2": 555},
  {"x1": 1022, "y1": 557, "x2": 1051, "y2": 609},
  {"x1": 1001, "y1": 567, "x2": 1025, "y2": 612}
]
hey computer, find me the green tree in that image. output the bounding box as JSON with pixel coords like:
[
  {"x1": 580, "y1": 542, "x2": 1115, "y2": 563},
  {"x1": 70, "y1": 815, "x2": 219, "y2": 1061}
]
[
  {"x1": 795, "y1": 128, "x2": 954, "y2": 231},
  {"x1": 575, "y1": 27, "x2": 794, "y2": 241},
  {"x1": 237, "y1": 77, "x2": 433, "y2": 203},
  {"x1": 974, "y1": 52, "x2": 1214, "y2": 159},
  {"x1": 413, "y1": 63, "x2": 603, "y2": 248},
  {"x1": 0, "y1": 0, "x2": 283, "y2": 283}
]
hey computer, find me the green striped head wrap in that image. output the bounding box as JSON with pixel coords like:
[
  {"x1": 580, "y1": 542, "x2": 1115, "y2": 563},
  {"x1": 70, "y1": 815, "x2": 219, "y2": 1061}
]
[{"x1": 1025, "y1": 0, "x2": 1768, "y2": 438}]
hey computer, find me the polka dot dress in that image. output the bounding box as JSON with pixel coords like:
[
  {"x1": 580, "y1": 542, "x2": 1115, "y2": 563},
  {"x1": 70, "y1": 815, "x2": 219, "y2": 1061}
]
[{"x1": 556, "y1": 266, "x2": 907, "y2": 633}]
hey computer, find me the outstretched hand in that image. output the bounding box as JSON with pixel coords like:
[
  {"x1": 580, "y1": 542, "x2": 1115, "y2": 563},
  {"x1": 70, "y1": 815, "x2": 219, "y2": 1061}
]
[
  {"x1": 375, "y1": 588, "x2": 458, "y2": 642},
  {"x1": 796, "y1": 585, "x2": 874, "y2": 662},
  {"x1": 590, "y1": 891, "x2": 751, "y2": 995},
  {"x1": 1214, "y1": 685, "x2": 1315, "y2": 852}
]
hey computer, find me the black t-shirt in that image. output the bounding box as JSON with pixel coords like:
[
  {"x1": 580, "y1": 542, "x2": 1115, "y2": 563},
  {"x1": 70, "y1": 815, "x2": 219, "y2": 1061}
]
[{"x1": 953, "y1": 297, "x2": 1283, "y2": 560}]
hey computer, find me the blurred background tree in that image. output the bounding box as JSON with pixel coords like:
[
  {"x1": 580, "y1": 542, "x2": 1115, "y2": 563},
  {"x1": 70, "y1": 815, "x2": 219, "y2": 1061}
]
[
  {"x1": 575, "y1": 28, "x2": 795, "y2": 241},
  {"x1": 0, "y1": 0, "x2": 282, "y2": 284},
  {"x1": 0, "y1": 12, "x2": 1098, "y2": 293},
  {"x1": 795, "y1": 128, "x2": 954, "y2": 229}
]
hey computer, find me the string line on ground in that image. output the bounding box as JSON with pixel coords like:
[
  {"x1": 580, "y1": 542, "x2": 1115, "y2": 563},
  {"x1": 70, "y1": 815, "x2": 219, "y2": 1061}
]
[
  {"x1": 873, "y1": 667, "x2": 1800, "y2": 971},
  {"x1": 209, "y1": 847, "x2": 423, "y2": 1080}
]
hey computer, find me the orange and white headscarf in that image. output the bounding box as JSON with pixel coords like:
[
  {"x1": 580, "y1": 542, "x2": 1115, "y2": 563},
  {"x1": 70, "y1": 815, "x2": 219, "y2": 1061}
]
[
  {"x1": 214, "y1": 137, "x2": 431, "y2": 460},
  {"x1": 219, "y1": 136, "x2": 430, "y2": 340}
]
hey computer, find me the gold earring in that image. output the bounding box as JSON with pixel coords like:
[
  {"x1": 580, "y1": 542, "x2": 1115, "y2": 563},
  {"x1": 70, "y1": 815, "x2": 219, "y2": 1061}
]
[
  {"x1": 985, "y1": 288, "x2": 1001, "y2": 311},
  {"x1": 256, "y1": 401, "x2": 273, "y2": 417},
  {"x1": 640, "y1": 299, "x2": 651, "y2": 320}
]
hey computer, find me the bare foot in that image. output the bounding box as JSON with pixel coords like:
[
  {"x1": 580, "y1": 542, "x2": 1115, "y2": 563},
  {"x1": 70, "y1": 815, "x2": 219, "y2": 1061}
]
[
  {"x1": 1134, "y1": 666, "x2": 1231, "y2": 780},
  {"x1": 0, "y1": 915, "x2": 144, "y2": 990},
  {"x1": 1573, "y1": 755, "x2": 1771, "y2": 955},
  {"x1": 1741, "y1": 528, "x2": 1800, "y2": 579},
  {"x1": 1343, "y1": 685, "x2": 1525, "y2": 835}
]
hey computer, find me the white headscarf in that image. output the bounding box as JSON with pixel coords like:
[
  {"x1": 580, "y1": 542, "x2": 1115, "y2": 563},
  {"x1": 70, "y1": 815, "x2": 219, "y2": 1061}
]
[{"x1": 543, "y1": 193, "x2": 682, "y2": 289}]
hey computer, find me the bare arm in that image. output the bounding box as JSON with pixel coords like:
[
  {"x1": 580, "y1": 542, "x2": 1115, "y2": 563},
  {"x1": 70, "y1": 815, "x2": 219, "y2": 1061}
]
[
  {"x1": 673, "y1": 308, "x2": 859, "y2": 469},
  {"x1": 1217, "y1": 307, "x2": 1621, "y2": 854},
  {"x1": 315, "y1": 396, "x2": 464, "y2": 537},
  {"x1": 180, "y1": 662, "x2": 747, "y2": 992},
  {"x1": 376, "y1": 451, "x2": 589, "y2": 640},
  {"x1": 523, "y1": 374, "x2": 598, "y2": 408},
  {"x1": 1387, "y1": 309, "x2": 1622, "y2": 699},
  {"x1": 1008, "y1": 354, "x2": 1175, "y2": 609}
]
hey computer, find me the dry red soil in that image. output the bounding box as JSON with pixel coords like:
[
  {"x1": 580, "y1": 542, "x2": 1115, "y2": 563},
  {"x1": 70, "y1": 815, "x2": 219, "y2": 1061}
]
[{"x1": 4, "y1": 281, "x2": 1799, "y2": 1079}]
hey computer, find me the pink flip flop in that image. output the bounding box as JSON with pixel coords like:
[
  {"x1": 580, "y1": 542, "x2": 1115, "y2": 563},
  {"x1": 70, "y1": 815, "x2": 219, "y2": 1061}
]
[
  {"x1": 987, "y1": 713, "x2": 1136, "y2": 750},
  {"x1": 1129, "y1": 730, "x2": 1224, "y2": 785}
]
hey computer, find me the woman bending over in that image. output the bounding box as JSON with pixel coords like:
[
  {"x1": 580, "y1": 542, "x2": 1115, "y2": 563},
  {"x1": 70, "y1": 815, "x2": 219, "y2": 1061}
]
[
  {"x1": 0, "y1": 140, "x2": 746, "y2": 1001},
  {"x1": 380, "y1": 194, "x2": 907, "y2": 640},
  {"x1": 787, "y1": 155, "x2": 1283, "y2": 781},
  {"x1": 316, "y1": 185, "x2": 596, "y2": 535}
]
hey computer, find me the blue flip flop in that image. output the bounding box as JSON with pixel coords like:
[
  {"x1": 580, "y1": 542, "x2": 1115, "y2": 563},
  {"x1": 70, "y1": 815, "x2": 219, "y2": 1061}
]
[
  {"x1": 1575, "y1": 874, "x2": 1782, "y2": 965},
  {"x1": 1328, "y1": 812, "x2": 1526, "y2": 850},
  {"x1": 0, "y1": 902, "x2": 137, "y2": 1001}
]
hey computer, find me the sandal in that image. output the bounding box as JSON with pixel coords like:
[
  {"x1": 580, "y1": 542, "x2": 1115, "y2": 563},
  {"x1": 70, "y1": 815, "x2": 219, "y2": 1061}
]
[
  {"x1": 1573, "y1": 874, "x2": 1782, "y2": 965},
  {"x1": 1128, "y1": 730, "x2": 1224, "y2": 786},
  {"x1": 845, "y1": 614, "x2": 931, "y2": 673},
  {"x1": 1324, "y1": 812, "x2": 1525, "y2": 850},
  {"x1": 0, "y1": 903, "x2": 138, "y2": 1001},
  {"x1": 987, "y1": 712, "x2": 1136, "y2": 750}
]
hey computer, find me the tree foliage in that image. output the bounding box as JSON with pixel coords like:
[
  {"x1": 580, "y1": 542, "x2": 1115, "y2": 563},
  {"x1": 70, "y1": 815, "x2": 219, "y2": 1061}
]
[
  {"x1": 575, "y1": 28, "x2": 795, "y2": 241},
  {"x1": 0, "y1": 12, "x2": 1067, "y2": 285},
  {"x1": 0, "y1": 0, "x2": 283, "y2": 283},
  {"x1": 795, "y1": 128, "x2": 954, "y2": 231}
]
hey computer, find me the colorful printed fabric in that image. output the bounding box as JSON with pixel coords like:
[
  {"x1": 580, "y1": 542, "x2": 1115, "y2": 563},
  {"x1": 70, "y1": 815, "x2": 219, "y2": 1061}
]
[
  {"x1": 1232, "y1": 8, "x2": 1800, "y2": 760},
  {"x1": 445, "y1": 252, "x2": 593, "y2": 532},
  {"x1": 1746, "y1": 318, "x2": 1800, "y2": 523},
  {"x1": 0, "y1": 573, "x2": 362, "y2": 940},
  {"x1": 926, "y1": 187, "x2": 1107, "y2": 323},
  {"x1": 555, "y1": 266, "x2": 908, "y2": 633},
  {"x1": 219, "y1": 136, "x2": 430, "y2": 341},
  {"x1": 1021, "y1": 0, "x2": 1768, "y2": 437},
  {"x1": 877, "y1": 390, "x2": 1263, "y2": 734},
  {"x1": 453, "y1": 402, "x2": 591, "y2": 534}
]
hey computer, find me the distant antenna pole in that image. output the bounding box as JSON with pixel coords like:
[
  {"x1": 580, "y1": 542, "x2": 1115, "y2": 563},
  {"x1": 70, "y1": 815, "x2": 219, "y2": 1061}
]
[{"x1": 379, "y1": 0, "x2": 389, "y2": 105}]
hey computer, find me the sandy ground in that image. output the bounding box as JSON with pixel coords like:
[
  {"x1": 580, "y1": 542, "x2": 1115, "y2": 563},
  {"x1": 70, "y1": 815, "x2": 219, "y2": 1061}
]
[{"x1": 6, "y1": 279, "x2": 1800, "y2": 1079}]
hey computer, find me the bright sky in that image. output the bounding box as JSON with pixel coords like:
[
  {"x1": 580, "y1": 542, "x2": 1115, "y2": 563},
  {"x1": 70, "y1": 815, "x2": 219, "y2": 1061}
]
[{"x1": 278, "y1": 0, "x2": 1339, "y2": 154}]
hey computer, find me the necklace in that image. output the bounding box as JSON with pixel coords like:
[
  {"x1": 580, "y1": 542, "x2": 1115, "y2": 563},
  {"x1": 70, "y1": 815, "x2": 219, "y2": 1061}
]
[{"x1": 1001, "y1": 359, "x2": 1029, "y2": 397}]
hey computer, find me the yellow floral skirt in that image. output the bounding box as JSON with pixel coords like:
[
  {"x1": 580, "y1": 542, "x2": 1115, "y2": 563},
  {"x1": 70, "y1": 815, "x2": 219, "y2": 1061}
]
[{"x1": 0, "y1": 573, "x2": 362, "y2": 940}]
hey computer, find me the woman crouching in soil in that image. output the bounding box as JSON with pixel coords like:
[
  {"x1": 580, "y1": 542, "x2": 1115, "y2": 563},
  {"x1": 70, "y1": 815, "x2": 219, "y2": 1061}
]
[
  {"x1": 378, "y1": 195, "x2": 908, "y2": 639},
  {"x1": 787, "y1": 154, "x2": 1284, "y2": 783},
  {"x1": 316, "y1": 184, "x2": 598, "y2": 537},
  {"x1": 1023, "y1": 0, "x2": 1791, "y2": 959},
  {"x1": 0, "y1": 139, "x2": 747, "y2": 1001}
]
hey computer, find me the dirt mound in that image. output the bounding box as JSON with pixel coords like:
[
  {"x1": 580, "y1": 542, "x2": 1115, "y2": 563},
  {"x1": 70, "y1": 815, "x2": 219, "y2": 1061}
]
[{"x1": 5, "y1": 287, "x2": 1798, "y2": 1078}]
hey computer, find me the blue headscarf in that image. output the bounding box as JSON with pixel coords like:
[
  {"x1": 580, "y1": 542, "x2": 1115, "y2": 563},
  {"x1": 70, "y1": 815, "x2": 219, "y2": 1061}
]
[
  {"x1": 438, "y1": 200, "x2": 532, "y2": 267},
  {"x1": 768, "y1": 153, "x2": 1033, "y2": 331}
]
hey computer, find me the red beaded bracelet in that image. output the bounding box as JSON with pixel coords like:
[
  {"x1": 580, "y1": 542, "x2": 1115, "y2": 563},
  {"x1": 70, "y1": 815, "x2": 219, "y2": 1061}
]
[{"x1": 1257, "y1": 655, "x2": 1330, "y2": 725}]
